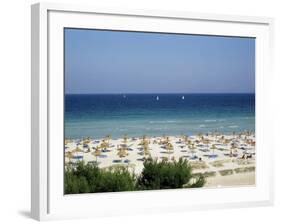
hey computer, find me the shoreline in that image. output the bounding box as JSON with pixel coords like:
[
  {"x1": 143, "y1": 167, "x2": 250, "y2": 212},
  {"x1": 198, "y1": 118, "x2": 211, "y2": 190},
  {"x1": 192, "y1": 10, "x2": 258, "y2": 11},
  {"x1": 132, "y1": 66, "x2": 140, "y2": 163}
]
[{"x1": 65, "y1": 132, "x2": 255, "y2": 187}]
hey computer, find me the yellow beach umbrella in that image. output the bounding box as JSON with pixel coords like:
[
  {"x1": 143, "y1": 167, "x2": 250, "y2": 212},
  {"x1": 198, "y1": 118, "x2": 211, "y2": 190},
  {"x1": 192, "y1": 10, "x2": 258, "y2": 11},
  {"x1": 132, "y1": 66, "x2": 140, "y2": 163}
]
[
  {"x1": 189, "y1": 143, "x2": 196, "y2": 157},
  {"x1": 165, "y1": 142, "x2": 174, "y2": 160},
  {"x1": 210, "y1": 144, "x2": 217, "y2": 155},
  {"x1": 123, "y1": 134, "x2": 128, "y2": 143},
  {"x1": 117, "y1": 148, "x2": 129, "y2": 162},
  {"x1": 92, "y1": 148, "x2": 101, "y2": 162},
  {"x1": 65, "y1": 151, "x2": 73, "y2": 162},
  {"x1": 183, "y1": 135, "x2": 189, "y2": 144},
  {"x1": 230, "y1": 144, "x2": 236, "y2": 157},
  {"x1": 143, "y1": 143, "x2": 151, "y2": 157},
  {"x1": 105, "y1": 134, "x2": 111, "y2": 142},
  {"x1": 74, "y1": 146, "x2": 83, "y2": 153},
  {"x1": 140, "y1": 135, "x2": 148, "y2": 146},
  {"x1": 100, "y1": 139, "x2": 109, "y2": 149}
]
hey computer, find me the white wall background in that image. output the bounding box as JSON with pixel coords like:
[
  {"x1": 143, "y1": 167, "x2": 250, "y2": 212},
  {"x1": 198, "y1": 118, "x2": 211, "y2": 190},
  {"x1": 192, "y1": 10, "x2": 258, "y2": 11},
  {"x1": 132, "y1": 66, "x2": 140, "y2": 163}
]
[{"x1": 0, "y1": 0, "x2": 280, "y2": 223}]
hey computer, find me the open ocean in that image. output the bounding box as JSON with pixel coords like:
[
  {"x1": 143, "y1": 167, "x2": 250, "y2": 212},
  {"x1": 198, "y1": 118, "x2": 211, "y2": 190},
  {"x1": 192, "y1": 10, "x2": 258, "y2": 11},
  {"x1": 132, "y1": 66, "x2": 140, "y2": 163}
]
[{"x1": 65, "y1": 93, "x2": 255, "y2": 139}]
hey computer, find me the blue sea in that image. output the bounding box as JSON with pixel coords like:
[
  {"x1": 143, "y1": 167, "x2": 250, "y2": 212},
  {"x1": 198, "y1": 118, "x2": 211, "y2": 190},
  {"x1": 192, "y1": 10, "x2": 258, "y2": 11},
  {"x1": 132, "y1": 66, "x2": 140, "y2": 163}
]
[{"x1": 65, "y1": 94, "x2": 255, "y2": 139}]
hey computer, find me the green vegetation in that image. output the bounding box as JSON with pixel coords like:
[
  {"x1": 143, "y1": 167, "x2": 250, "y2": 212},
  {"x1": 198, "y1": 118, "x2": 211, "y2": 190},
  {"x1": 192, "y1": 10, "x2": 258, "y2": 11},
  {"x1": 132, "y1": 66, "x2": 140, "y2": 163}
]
[
  {"x1": 189, "y1": 161, "x2": 209, "y2": 170},
  {"x1": 65, "y1": 162, "x2": 135, "y2": 194},
  {"x1": 210, "y1": 160, "x2": 224, "y2": 168},
  {"x1": 234, "y1": 166, "x2": 255, "y2": 173},
  {"x1": 65, "y1": 158, "x2": 205, "y2": 194},
  {"x1": 219, "y1": 169, "x2": 234, "y2": 176},
  {"x1": 137, "y1": 157, "x2": 205, "y2": 190},
  {"x1": 193, "y1": 171, "x2": 216, "y2": 178}
]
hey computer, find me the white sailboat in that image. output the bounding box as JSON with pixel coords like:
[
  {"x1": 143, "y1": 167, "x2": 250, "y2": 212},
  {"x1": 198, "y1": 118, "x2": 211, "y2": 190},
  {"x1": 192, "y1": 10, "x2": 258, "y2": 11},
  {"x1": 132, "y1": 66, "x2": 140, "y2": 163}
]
[
  {"x1": 156, "y1": 96, "x2": 159, "y2": 101},
  {"x1": 182, "y1": 96, "x2": 185, "y2": 100}
]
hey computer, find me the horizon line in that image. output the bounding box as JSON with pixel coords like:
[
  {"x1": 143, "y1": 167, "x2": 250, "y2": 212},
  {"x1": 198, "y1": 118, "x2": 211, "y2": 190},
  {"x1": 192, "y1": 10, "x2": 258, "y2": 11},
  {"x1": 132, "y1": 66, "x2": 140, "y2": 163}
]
[{"x1": 65, "y1": 92, "x2": 255, "y2": 95}]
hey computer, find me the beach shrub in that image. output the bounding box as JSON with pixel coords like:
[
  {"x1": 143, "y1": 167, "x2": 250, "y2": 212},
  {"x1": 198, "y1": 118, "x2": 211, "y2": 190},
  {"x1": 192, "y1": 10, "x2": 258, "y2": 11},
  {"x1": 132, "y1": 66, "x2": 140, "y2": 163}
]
[
  {"x1": 65, "y1": 159, "x2": 206, "y2": 194},
  {"x1": 186, "y1": 175, "x2": 206, "y2": 188},
  {"x1": 64, "y1": 170, "x2": 90, "y2": 194},
  {"x1": 64, "y1": 162, "x2": 136, "y2": 194},
  {"x1": 137, "y1": 157, "x2": 205, "y2": 190},
  {"x1": 95, "y1": 166, "x2": 136, "y2": 192}
]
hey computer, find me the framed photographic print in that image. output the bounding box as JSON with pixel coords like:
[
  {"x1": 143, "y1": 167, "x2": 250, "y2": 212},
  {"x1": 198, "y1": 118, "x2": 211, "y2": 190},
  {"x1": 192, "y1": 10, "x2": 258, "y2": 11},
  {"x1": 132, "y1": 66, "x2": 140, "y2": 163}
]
[{"x1": 31, "y1": 2, "x2": 274, "y2": 221}]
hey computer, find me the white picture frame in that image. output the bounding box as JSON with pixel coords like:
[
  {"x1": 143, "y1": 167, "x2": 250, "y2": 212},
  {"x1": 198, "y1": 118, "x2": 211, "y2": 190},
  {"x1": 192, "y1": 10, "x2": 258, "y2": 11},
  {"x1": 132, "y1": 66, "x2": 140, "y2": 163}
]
[{"x1": 31, "y1": 2, "x2": 274, "y2": 221}]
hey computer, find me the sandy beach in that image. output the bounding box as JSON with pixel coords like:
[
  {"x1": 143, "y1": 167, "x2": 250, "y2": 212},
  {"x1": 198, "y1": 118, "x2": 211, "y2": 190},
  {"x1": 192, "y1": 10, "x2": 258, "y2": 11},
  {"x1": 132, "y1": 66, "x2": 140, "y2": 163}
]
[{"x1": 65, "y1": 132, "x2": 255, "y2": 188}]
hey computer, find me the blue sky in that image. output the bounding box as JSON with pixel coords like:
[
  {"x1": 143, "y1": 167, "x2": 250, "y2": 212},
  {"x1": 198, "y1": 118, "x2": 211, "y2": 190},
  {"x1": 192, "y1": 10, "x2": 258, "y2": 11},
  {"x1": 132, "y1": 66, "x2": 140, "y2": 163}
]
[{"x1": 65, "y1": 28, "x2": 255, "y2": 94}]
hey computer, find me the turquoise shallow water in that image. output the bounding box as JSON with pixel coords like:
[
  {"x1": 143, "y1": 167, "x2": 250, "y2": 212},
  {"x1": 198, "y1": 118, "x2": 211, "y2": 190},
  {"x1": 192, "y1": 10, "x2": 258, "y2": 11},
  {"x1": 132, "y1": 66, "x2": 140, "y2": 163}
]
[{"x1": 65, "y1": 93, "x2": 255, "y2": 139}]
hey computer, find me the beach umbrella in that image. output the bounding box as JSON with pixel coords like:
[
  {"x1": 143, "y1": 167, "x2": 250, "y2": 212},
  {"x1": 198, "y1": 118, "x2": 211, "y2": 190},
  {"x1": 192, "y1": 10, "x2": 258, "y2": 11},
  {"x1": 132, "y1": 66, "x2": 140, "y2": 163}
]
[
  {"x1": 143, "y1": 142, "x2": 151, "y2": 158},
  {"x1": 92, "y1": 148, "x2": 101, "y2": 162},
  {"x1": 183, "y1": 135, "x2": 189, "y2": 144},
  {"x1": 166, "y1": 136, "x2": 170, "y2": 143},
  {"x1": 203, "y1": 138, "x2": 210, "y2": 144},
  {"x1": 202, "y1": 138, "x2": 210, "y2": 153},
  {"x1": 116, "y1": 144, "x2": 121, "y2": 152},
  {"x1": 189, "y1": 144, "x2": 196, "y2": 157},
  {"x1": 64, "y1": 139, "x2": 71, "y2": 145},
  {"x1": 74, "y1": 146, "x2": 83, "y2": 153},
  {"x1": 81, "y1": 137, "x2": 90, "y2": 146},
  {"x1": 117, "y1": 148, "x2": 129, "y2": 162},
  {"x1": 165, "y1": 142, "x2": 174, "y2": 160},
  {"x1": 219, "y1": 135, "x2": 225, "y2": 143},
  {"x1": 248, "y1": 139, "x2": 255, "y2": 147},
  {"x1": 105, "y1": 135, "x2": 111, "y2": 146},
  {"x1": 159, "y1": 135, "x2": 167, "y2": 145},
  {"x1": 223, "y1": 138, "x2": 229, "y2": 144},
  {"x1": 82, "y1": 142, "x2": 89, "y2": 152},
  {"x1": 123, "y1": 134, "x2": 128, "y2": 143},
  {"x1": 210, "y1": 144, "x2": 217, "y2": 155},
  {"x1": 65, "y1": 151, "x2": 73, "y2": 163},
  {"x1": 178, "y1": 135, "x2": 183, "y2": 143},
  {"x1": 197, "y1": 133, "x2": 204, "y2": 141},
  {"x1": 86, "y1": 146, "x2": 91, "y2": 153},
  {"x1": 230, "y1": 144, "x2": 236, "y2": 157},
  {"x1": 166, "y1": 143, "x2": 174, "y2": 153},
  {"x1": 100, "y1": 139, "x2": 109, "y2": 150},
  {"x1": 140, "y1": 135, "x2": 148, "y2": 146}
]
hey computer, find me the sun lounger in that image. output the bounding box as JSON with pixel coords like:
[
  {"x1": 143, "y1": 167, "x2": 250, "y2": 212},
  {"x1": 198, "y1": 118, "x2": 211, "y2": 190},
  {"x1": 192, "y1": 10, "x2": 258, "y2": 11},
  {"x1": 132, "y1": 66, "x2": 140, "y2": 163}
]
[
  {"x1": 208, "y1": 154, "x2": 218, "y2": 158},
  {"x1": 124, "y1": 159, "x2": 131, "y2": 163},
  {"x1": 199, "y1": 148, "x2": 210, "y2": 152},
  {"x1": 112, "y1": 159, "x2": 122, "y2": 163},
  {"x1": 190, "y1": 155, "x2": 198, "y2": 160}
]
